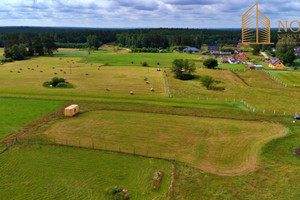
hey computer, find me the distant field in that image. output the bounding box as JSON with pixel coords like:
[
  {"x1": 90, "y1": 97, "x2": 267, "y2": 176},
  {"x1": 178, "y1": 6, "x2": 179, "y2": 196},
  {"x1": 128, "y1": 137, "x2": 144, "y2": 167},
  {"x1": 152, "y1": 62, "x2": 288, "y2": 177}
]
[
  {"x1": 167, "y1": 68, "x2": 300, "y2": 115},
  {"x1": 0, "y1": 145, "x2": 171, "y2": 199},
  {"x1": 83, "y1": 52, "x2": 199, "y2": 67},
  {"x1": 43, "y1": 110, "x2": 286, "y2": 175},
  {"x1": 0, "y1": 98, "x2": 63, "y2": 138},
  {"x1": 268, "y1": 71, "x2": 300, "y2": 87},
  {"x1": 218, "y1": 63, "x2": 248, "y2": 70},
  {"x1": 53, "y1": 50, "x2": 89, "y2": 57}
]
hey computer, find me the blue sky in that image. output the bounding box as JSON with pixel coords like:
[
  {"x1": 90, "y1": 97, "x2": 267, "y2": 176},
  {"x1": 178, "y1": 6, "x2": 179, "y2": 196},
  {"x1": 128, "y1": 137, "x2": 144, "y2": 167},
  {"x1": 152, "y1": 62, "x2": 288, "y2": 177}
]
[{"x1": 0, "y1": 0, "x2": 299, "y2": 28}]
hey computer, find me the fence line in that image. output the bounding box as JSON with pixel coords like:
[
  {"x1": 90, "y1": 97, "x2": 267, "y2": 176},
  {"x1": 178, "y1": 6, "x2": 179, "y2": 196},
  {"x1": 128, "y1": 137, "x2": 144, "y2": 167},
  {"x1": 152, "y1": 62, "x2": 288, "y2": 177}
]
[{"x1": 163, "y1": 68, "x2": 172, "y2": 98}]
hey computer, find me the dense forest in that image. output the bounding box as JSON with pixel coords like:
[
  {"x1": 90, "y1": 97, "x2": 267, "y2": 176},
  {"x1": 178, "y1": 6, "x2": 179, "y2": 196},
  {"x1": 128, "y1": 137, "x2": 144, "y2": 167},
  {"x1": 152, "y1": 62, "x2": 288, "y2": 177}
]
[{"x1": 0, "y1": 27, "x2": 280, "y2": 49}]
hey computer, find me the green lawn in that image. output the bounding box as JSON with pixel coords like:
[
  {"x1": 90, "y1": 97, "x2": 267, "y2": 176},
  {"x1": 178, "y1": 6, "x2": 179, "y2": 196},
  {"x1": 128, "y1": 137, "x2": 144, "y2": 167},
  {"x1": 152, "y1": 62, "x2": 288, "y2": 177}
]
[
  {"x1": 0, "y1": 98, "x2": 63, "y2": 138},
  {"x1": 217, "y1": 63, "x2": 248, "y2": 70},
  {"x1": 82, "y1": 52, "x2": 199, "y2": 67},
  {"x1": 0, "y1": 145, "x2": 171, "y2": 200},
  {"x1": 53, "y1": 50, "x2": 89, "y2": 57},
  {"x1": 268, "y1": 70, "x2": 300, "y2": 87}
]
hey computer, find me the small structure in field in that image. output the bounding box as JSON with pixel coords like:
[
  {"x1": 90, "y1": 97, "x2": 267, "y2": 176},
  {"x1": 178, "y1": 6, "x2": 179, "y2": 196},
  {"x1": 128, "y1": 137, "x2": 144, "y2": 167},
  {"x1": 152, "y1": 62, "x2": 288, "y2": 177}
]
[
  {"x1": 64, "y1": 104, "x2": 79, "y2": 117},
  {"x1": 130, "y1": 91, "x2": 134, "y2": 95},
  {"x1": 150, "y1": 88, "x2": 154, "y2": 92},
  {"x1": 144, "y1": 77, "x2": 148, "y2": 81},
  {"x1": 106, "y1": 88, "x2": 110, "y2": 91},
  {"x1": 146, "y1": 81, "x2": 150, "y2": 84}
]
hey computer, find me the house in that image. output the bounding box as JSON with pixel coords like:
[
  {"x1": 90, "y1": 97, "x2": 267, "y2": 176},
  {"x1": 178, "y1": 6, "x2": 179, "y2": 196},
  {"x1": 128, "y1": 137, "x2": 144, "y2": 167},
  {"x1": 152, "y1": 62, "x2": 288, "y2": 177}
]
[
  {"x1": 212, "y1": 51, "x2": 231, "y2": 58},
  {"x1": 208, "y1": 46, "x2": 219, "y2": 52},
  {"x1": 182, "y1": 47, "x2": 200, "y2": 53},
  {"x1": 228, "y1": 57, "x2": 239, "y2": 64},
  {"x1": 295, "y1": 49, "x2": 300, "y2": 55},
  {"x1": 269, "y1": 58, "x2": 285, "y2": 69},
  {"x1": 235, "y1": 52, "x2": 248, "y2": 61}
]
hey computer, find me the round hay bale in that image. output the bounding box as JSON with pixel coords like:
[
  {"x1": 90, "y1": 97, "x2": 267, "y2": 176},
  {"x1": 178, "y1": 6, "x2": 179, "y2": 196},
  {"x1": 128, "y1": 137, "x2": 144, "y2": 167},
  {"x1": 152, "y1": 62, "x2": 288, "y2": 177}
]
[
  {"x1": 31, "y1": 68, "x2": 34, "y2": 71},
  {"x1": 10, "y1": 70, "x2": 13, "y2": 72},
  {"x1": 19, "y1": 68, "x2": 22, "y2": 70},
  {"x1": 40, "y1": 70, "x2": 43, "y2": 72},
  {"x1": 157, "y1": 68, "x2": 161, "y2": 71},
  {"x1": 106, "y1": 88, "x2": 110, "y2": 91},
  {"x1": 52, "y1": 67, "x2": 55, "y2": 69},
  {"x1": 28, "y1": 67, "x2": 30, "y2": 70},
  {"x1": 60, "y1": 69, "x2": 63, "y2": 72},
  {"x1": 146, "y1": 81, "x2": 150, "y2": 84},
  {"x1": 150, "y1": 88, "x2": 154, "y2": 92},
  {"x1": 54, "y1": 72, "x2": 57, "y2": 75},
  {"x1": 144, "y1": 77, "x2": 148, "y2": 81},
  {"x1": 130, "y1": 91, "x2": 134, "y2": 95},
  {"x1": 17, "y1": 71, "x2": 20, "y2": 73},
  {"x1": 85, "y1": 73, "x2": 89, "y2": 76},
  {"x1": 64, "y1": 71, "x2": 66, "y2": 74},
  {"x1": 36, "y1": 65, "x2": 39, "y2": 67}
]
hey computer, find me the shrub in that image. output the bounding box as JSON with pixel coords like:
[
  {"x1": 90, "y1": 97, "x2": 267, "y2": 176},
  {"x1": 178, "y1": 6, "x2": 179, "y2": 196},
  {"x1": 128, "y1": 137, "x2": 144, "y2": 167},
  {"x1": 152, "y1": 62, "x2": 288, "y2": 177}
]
[
  {"x1": 1, "y1": 58, "x2": 13, "y2": 63},
  {"x1": 141, "y1": 62, "x2": 148, "y2": 67},
  {"x1": 105, "y1": 186, "x2": 130, "y2": 200},
  {"x1": 203, "y1": 58, "x2": 218, "y2": 69},
  {"x1": 201, "y1": 75, "x2": 225, "y2": 90},
  {"x1": 43, "y1": 77, "x2": 73, "y2": 88},
  {"x1": 103, "y1": 62, "x2": 109, "y2": 66}
]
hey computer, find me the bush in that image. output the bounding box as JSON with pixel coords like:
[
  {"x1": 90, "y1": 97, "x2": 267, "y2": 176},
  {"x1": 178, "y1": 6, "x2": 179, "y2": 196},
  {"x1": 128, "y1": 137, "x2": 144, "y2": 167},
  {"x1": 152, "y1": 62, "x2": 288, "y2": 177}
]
[
  {"x1": 1, "y1": 58, "x2": 13, "y2": 63},
  {"x1": 141, "y1": 62, "x2": 148, "y2": 67},
  {"x1": 201, "y1": 75, "x2": 224, "y2": 90},
  {"x1": 43, "y1": 77, "x2": 73, "y2": 88},
  {"x1": 203, "y1": 58, "x2": 218, "y2": 69},
  {"x1": 105, "y1": 186, "x2": 130, "y2": 200}
]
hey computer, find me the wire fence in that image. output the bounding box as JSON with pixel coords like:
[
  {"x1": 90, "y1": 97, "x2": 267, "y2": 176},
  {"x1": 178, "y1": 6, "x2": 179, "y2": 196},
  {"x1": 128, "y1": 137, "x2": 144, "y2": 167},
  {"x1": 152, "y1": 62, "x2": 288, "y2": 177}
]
[{"x1": 163, "y1": 68, "x2": 172, "y2": 98}]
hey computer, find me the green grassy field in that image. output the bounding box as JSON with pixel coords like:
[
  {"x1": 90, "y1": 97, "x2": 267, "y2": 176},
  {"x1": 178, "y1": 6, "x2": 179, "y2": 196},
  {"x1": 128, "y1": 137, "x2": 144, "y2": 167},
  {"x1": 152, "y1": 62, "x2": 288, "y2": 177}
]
[
  {"x1": 82, "y1": 51, "x2": 199, "y2": 67},
  {"x1": 174, "y1": 125, "x2": 300, "y2": 200},
  {"x1": 0, "y1": 144, "x2": 171, "y2": 200},
  {"x1": 43, "y1": 110, "x2": 286, "y2": 175},
  {"x1": 0, "y1": 47, "x2": 299, "y2": 199},
  {"x1": 0, "y1": 98, "x2": 63, "y2": 138},
  {"x1": 268, "y1": 70, "x2": 300, "y2": 87},
  {"x1": 53, "y1": 50, "x2": 89, "y2": 57},
  {"x1": 217, "y1": 63, "x2": 248, "y2": 70}
]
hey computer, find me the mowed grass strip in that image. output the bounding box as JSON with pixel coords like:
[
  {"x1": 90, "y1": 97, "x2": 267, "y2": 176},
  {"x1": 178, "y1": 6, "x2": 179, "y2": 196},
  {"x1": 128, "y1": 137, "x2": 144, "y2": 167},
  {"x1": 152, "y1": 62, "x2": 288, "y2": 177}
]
[
  {"x1": 82, "y1": 51, "x2": 199, "y2": 67},
  {"x1": 0, "y1": 98, "x2": 63, "y2": 138},
  {"x1": 0, "y1": 145, "x2": 171, "y2": 200},
  {"x1": 43, "y1": 110, "x2": 287, "y2": 175},
  {"x1": 268, "y1": 70, "x2": 300, "y2": 87}
]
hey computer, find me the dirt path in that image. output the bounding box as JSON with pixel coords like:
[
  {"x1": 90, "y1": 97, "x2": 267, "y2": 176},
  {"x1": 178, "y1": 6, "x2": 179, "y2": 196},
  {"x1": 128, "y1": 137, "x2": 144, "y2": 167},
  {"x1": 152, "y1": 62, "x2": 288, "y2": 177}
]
[{"x1": 260, "y1": 52, "x2": 269, "y2": 59}]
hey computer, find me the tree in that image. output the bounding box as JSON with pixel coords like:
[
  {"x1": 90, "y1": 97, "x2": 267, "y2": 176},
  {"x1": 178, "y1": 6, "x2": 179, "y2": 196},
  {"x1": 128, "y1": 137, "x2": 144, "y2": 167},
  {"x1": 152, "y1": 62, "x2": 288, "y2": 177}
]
[
  {"x1": 201, "y1": 76, "x2": 215, "y2": 89},
  {"x1": 276, "y1": 38, "x2": 296, "y2": 66},
  {"x1": 252, "y1": 45, "x2": 260, "y2": 55},
  {"x1": 203, "y1": 58, "x2": 218, "y2": 69},
  {"x1": 28, "y1": 39, "x2": 34, "y2": 56},
  {"x1": 171, "y1": 59, "x2": 196, "y2": 80},
  {"x1": 87, "y1": 35, "x2": 101, "y2": 49},
  {"x1": 32, "y1": 36, "x2": 44, "y2": 56},
  {"x1": 43, "y1": 36, "x2": 57, "y2": 55}
]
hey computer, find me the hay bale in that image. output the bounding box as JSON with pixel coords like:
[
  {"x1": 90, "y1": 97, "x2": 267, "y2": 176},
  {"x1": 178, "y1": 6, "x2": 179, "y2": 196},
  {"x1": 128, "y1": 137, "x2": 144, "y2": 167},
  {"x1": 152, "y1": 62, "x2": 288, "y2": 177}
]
[
  {"x1": 31, "y1": 68, "x2": 34, "y2": 71},
  {"x1": 40, "y1": 70, "x2": 43, "y2": 72},
  {"x1": 36, "y1": 65, "x2": 39, "y2": 67},
  {"x1": 64, "y1": 71, "x2": 66, "y2": 74},
  {"x1": 10, "y1": 70, "x2": 13, "y2": 72},
  {"x1": 52, "y1": 67, "x2": 55, "y2": 69},
  {"x1": 144, "y1": 77, "x2": 148, "y2": 81},
  {"x1": 54, "y1": 72, "x2": 57, "y2": 75},
  {"x1": 130, "y1": 91, "x2": 134, "y2": 95},
  {"x1": 85, "y1": 73, "x2": 89, "y2": 76},
  {"x1": 59, "y1": 58, "x2": 62, "y2": 60},
  {"x1": 150, "y1": 88, "x2": 154, "y2": 92},
  {"x1": 60, "y1": 69, "x2": 63, "y2": 72},
  {"x1": 157, "y1": 68, "x2": 161, "y2": 71},
  {"x1": 19, "y1": 68, "x2": 22, "y2": 70},
  {"x1": 146, "y1": 81, "x2": 150, "y2": 84},
  {"x1": 17, "y1": 71, "x2": 21, "y2": 73},
  {"x1": 106, "y1": 88, "x2": 110, "y2": 91},
  {"x1": 28, "y1": 67, "x2": 30, "y2": 70}
]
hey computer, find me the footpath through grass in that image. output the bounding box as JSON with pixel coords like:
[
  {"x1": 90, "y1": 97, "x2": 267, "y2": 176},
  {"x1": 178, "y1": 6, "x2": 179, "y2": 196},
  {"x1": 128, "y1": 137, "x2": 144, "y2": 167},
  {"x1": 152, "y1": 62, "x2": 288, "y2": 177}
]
[
  {"x1": 0, "y1": 98, "x2": 63, "y2": 138},
  {"x1": 0, "y1": 144, "x2": 171, "y2": 200}
]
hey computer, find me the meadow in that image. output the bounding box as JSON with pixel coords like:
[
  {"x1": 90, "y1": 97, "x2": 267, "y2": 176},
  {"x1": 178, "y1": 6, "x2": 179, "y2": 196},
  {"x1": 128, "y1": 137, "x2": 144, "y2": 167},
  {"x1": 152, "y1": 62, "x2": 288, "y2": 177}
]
[
  {"x1": 42, "y1": 110, "x2": 286, "y2": 175},
  {"x1": 0, "y1": 145, "x2": 171, "y2": 200},
  {"x1": 0, "y1": 47, "x2": 299, "y2": 199}
]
